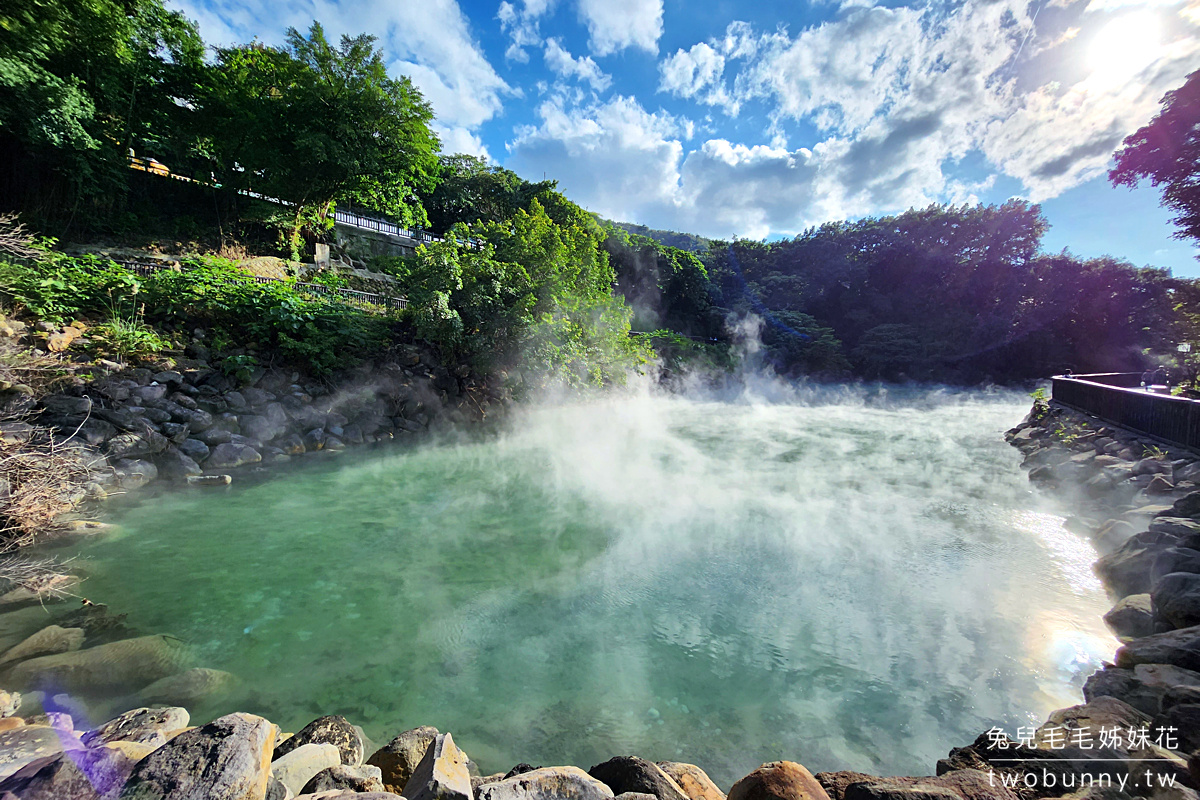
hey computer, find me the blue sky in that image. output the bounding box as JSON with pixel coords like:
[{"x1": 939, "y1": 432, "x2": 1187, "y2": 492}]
[{"x1": 172, "y1": 0, "x2": 1200, "y2": 274}]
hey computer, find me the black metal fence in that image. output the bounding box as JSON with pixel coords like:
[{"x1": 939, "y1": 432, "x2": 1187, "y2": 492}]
[
  {"x1": 113, "y1": 259, "x2": 408, "y2": 311},
  {"x1": 1052, "y1": 373, "x2": 1200, "y2": 451}
]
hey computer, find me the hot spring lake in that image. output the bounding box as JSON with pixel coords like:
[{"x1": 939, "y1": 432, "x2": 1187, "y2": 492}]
[{"x1": 59, "y1": 389, "x2": 1113, "y2": 786}]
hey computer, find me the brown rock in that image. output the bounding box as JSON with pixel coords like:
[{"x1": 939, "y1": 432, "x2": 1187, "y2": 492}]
[
  {"x1": 728, "y1": 762, "x2": 831, "y2": 800},
  {"x1": 400, "y1": 732, "x2": 472, "y2": 800},
  {"x1": 658, "y1": 762, "x2": 726, "y2": 800},
  {"x1": 366, "y1": 725, "x2": 438, "y2": 793}
]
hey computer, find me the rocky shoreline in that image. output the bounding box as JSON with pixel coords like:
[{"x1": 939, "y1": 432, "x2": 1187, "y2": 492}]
[{"x1": 0, "y1": 394, "x2": 1198, "y2": 799}]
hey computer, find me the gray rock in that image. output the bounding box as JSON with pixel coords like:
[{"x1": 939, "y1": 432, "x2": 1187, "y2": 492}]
[
  {"x1": 114, "y1": 459, "x2": 159, "y2": 490},
  {"x1": 195, "y1": 426, "x2": 232, "y2": 446},
  {"x1": 137, "y1": 668, "x2": 237, "y2": 706},
  {"x1": 1095, "y1": 534, "x2": 1177, "y2": 598},
  {"x1": 589, "y1": 757, "x2": 688, "y2": 800},
  {"x1": 400, "y1": 732, "x2": 472, "y2": 800},
  {"x1": 155, "y1": 447, "x2": 202, "y2": 480},
  {"x1": 239, "y1": 415, "x2": 279, "y2": 443},
  {"x1": 206, "y1": 442, "x2": 261, "y2": 469},
  {"x1": 142, "y1": 407, "x2": 173, "y2": 424},
  {"x1": 0, "y1": 743, "x2": 139, "y2": 799},
  {"x1": 477, "y1": 768, "x2": 616, "y2": 800},
  {"x1": 182, "y1": 409, "x2": 213, "y2": 433},
  {"x1": 1117, "y1": 624, "x2": 1200, "y2": 671},
  {"x1": 302, "y1": 764, "x2": 385, "y2": 794},
  {"x1": 276, "y1": 434, "x2": 305, "y2": 455},
  {"x1": 275, "y1": 715, "x2": 363, "y2": 766},
  {"x1": 1104, "y1": 594, "x2": 1155, "y2": 640},
  {"x1": 243, "y1": 388, "x2": 272, "y2": 406},
  {"x1": 323, "y1": 436, "x2": 345, "y2": 451},
  {"x1": 367, "y1": 725, "x2": 438, "y2": 793},
  {"x1": 272, "y1": 742, "x2": 340, "y2": 796},
  {"x1": 133, "y1": 384, "x2": 168, "y2": 403},
  {"x1": 159, "y1": 422, "x2": 190, "y2": 444},
  {"x1": 1154, "y1": 572, "x2": 1200, "y2": 629},
  {"x1": 266, "y1": 772, "x2": 289, "y2": 800},
  {"x1": 152, "y1": 371, "x2": 183, "y2": 387},
  {"x1": 82, "y1": 707, "x2": 190, "y2": 748},
  {"x1": 224, "y1": 391, "x2": 249, "y2": 411},
  {"x1": 119, "y1": 712, "x2": 276, "y2": 800},
  {"x1": 0, "y1": 691, "x2": 19, "y2": 719},
  {"x1": 303, "y1": 429, "x2": 326, "y2": 451},
  {"x1": 178, "y1": 439, "x2": 210, "y2": 463},
  {"x1": 1152, "y1": 548, "x2": 1200, "y2": 585},
  {"x1": 8, "y1": 634, "x2": 192, "y2": 696},
  {"x1": 107, "y1": 430, "x2": 169, "y2": 461},
  {"x1": 41, "y1": 395, "x2": 92, "y2": 416},
  {"x1": 0, "y1": 726, "x2": 67, "y2": 780},
  {"x1": 0, "y1": 625, "x2": 84, "y2": 667}
]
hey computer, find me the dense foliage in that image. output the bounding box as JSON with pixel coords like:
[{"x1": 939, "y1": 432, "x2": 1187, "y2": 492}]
[{"x1": 1112, "y1": 69, "x2": 1200, "y2": 247}]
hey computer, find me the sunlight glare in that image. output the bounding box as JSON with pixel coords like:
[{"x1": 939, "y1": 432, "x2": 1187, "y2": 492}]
[{"x1": 1088, "y1": 13, "x2": 1162, "y2": 86}]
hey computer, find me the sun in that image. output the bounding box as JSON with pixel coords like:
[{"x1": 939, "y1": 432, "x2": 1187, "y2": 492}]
[{"x1": 1088, "y1": 13, "x2": 1163, "y2": 86}]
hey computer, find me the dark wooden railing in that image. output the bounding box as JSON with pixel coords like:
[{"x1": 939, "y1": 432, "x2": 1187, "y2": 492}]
[{"x1": 1051, "y1": 373, "x2": 1200, "y2": 451}]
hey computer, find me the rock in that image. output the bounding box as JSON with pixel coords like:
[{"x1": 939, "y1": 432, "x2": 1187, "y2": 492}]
[
  {"x1": 589, "y1": 757, "x2": 689, "y2": 800},
  {"x1": 54, "y1": 602, "x2": 133, "y2": 646},
  {"x1": 1154, "y1": 703, "x2": 1200, "y2": 752},
  {"x1": 160, "y1": 422, "x2": 190, "y2": 444},
  {"x1": 1035, "y1": 696, "x2": 1151, "y2": 749},
  {"x1": 82, "y1": 707, "x2": 190, "y2": 748},
  {"x1": 476, "y1": 766, "x2": 615, "y2": 800},
  {"x1": 657, "y1": 763, "x2": 726, "y2": 800},
  {"x1": 187, "y1": 475, "x2": 231, "y2": 487},
  {"x1": 239, "y1": 416, "x2": 279, "y2": 443},
  {"x1": 298, "y1": 792, "x2": 403, "y2": 799},
  {"x1": 301, "y1": 764, "x2": 385, "y2": 794},
  {"x1": 816, "y1": 770, "x2": 1017, "y2": 800},
  {"x1": 1085, "y1": 663, "x2": 1200, "y2": 716},
  {"x1": 303, "y1": 429, "x2": 326, "y2": 451},
  {"x1": 616, "y1": 794, "x2": 659, "y2": 800},
  {"x1": 0, "y1": 742, "x2": 139, "y2": 799},
  {"x1": 194, "y1": 427, "x2": 230, "y2": 447},
  {"x1": 155, "y1": 447, "x2": 203, "y2": 480},
  {"x1": 400, "y1": 732, "x2": 471, "y2": 800},
  {"x1": 114, "y1": 458, "x2": 159, "y2": 490},
  {"x1": 1152, "y1": 549, "x2": 1200, "y2": 585},
  {"x1": 8, "y1": 634, "x2": 192, "y2": 696},
  {"x1": 107, "y1": 430, "x2": 169, "y2": 461},
  {"x1": 182, "y1": 409, "x2": 213, "y2": 433},
  {"x1": 152, "y1": 371, "x2": 183, "y2": 388},
  {"x1": 178, "y1": 439, "x2": 210, "y2": 463},
  {"x1": 935, "y1": 731, "x2": 1130, "y2": 796},
  {"x1": 728, "y1": 762, "x2": 831, "y2": 800},
  {"x1": 133, "y1": 384, "x2": 168, "y2": 403},
  {"x1": 137, "y1": 668, "x2": 237, "y2": 706},
  {"x1": 1154, "y1": 573, "x2": 1200, "y2": 629},
  {"x1": 265, "y1": 772, "x2": 288, "y2": 800},
  {"x1": 0, "y1": 726, "x2": 67, "y2": 780},
  {"x1": 119, "y1": 712, "x2": 276, "y2": 800},
  {"x1": 1173, "y1": 492, "x2": 1200, "y2": 518},
  {"x1": 1118, "y1": 624, "x2": 1200, "y2": 671},
  {"x1": 323, "y1": 436, "x2": 345, "y2": 451},
  {"x1": 0, "y1": 693, "x2": 18, "y2": 719},
  {"x1": 367, "y1": 725, "x2": 438, "y2": 792},
  {"x1": 206, "y1": 442, "x2": 261, "y2": 469},
  {"x1": 1153, "y1": 518, "x2": 1200, "y2": 542},
  {"x1": 225, "y1": 392, "x2": 249, "y2": 411},
  {"x1": 272, "y1": 742, "x2": 341, "y2": 796},
  {"x1": 41, "y1": 395, "x2": 92, "y2": 416},
  {"x1": 1105, "y1": 594, "x2": 1156, "y2": 640},
  {"x1": 0, "y1": 625, "x2": 84, "y2": 667},
  {"x1": 275, "y1": 716, "x2": 363, "y2": 767},
  {"x1": 1095, "y1": 534, "x2": 1182, "y2": 599},
  {"x1": 1149, "y1": 476, "x2": 1177, "y2": 495},
  {"x1": 276, "y1": 434, "x2": 305, "y2": 455}
]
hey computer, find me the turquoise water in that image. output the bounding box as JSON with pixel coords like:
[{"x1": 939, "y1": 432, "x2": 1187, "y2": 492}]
[{"x1": 64, "y1": 389, "x2": 1112, "y2": 786}]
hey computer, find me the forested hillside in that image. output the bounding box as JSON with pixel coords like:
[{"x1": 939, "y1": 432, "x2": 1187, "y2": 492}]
[{"x1": 2, "y1": 0, "x2": 1197, "y2": 386}]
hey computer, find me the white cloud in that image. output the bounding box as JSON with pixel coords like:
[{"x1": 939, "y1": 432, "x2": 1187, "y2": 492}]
[
  {"x1": 658, "y1": 42, "x2": 737, "y2": 114},
  {"x1": 577, "y1": 0, "x2": 663, "y2": 56},
  {"x1": 498, "y1": 0, "x2": 556, "y2": 62},
  {"x1": 167, "y1": 0, "x2": 511, "y2": 145},
  {"x1": 543, "y1": 38, "x2": 612, "y2": 91}
]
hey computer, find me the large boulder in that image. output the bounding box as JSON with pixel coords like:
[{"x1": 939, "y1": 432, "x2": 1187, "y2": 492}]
[
  {"x1": 1095, "y1": 535, "x2": 1172, "y2": 599},
  {"x1": 816, "y1": 769, "x2": 1017, "y2": 800},
  {"x1": 1084, "y1": 663, "x2": 1200, "y2": 716},
  {"x1": 155, "y1": 448, "x2": 202, "y2": 480},
  {"x1": 7, "y1": 634, "x2": 192, "y2": 696},
  {"x1": 0, "y1": 743, "x2": 140, "y2": 799},
  {"x1": 106, "y1": 430, "x2": 169, "y2": 461},
  {"x1": 206, "y1": 443, "x2": 261, "y2": 469},
  {"x1": 589, "y1": 757, "x2": 689, "y2": 800},
  {"x1": 1155, "y1": 573, "x2": 1200, "y2": 629},
  {"x1": 1117, "y1": 624, "x2": 1200, "y2": 672},
  {"x1": 177, "y1": 439, "x2": 210, "y2": 464},
  {"x1": 1169, "y1": 492, "x2": 1200, "y2": 519},
  {"x1": 118, "y1": 712, "x2": 276, "y2": 800},
  {"x1": 1154, "y1": 703, "x2": 1200, "y2": 753},
  {"x1": 0, "y1": 726, "x2": 67, "y2": 780},
  {"x1": 302, "y1": 764, "x2": 386, "y2": 794},
  {"x1": 657, "y1": 762, "x2": 726, "y2": 800},
  {"x1": 367, "y1": 725, "x2": 438, "y2": 793},
  {"x1": 728, "y1": 762, "x2": 831, "y2": 800},
  {"x1": 1034, "y1": 697, "x2": 1151, "y2": 749},
  {"x1": 1104, "y1": 595, "x2": 1155, "y2": 641},
  {"x1": 477, "y1": 766, "x2": 615, "y2": 800},
  {"x1": 81, "y1": 707, "x2": 190, "y2": 749},
  {"x1": 274, "y1": 715, "x2": 363, "y2": 766},
  {"x1": 136, "y1": 668, "x2": 237, "y2": 707},
  {"x1": 400, "y1": 732, "x2": 472, "y2": 800},
  {"x1": 0, "y1": 625, "x2": 84, "y2": 667},
  {"x1": 271, "y1": 742, "x2": 341, "y2": 796}
]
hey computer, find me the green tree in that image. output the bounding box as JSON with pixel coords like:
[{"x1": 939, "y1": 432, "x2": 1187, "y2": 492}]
[
  {"x1": 0, "y1": 0, "x2": 203, "y2": 213},
  {"x1": 196, "y1": 22, "x2": 440, "y2": 254},
  {"x1": 421, "y1": 154, "x2": 555, "y2": 234},
  {"x1": 1111, "y1": 69, "x2": 1200, "y2": 247}
]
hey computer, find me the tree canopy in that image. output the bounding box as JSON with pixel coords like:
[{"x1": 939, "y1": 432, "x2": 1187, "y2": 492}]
[{"x1": 1111, "y1": 69, "x2": 1200, "y2": 247}]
